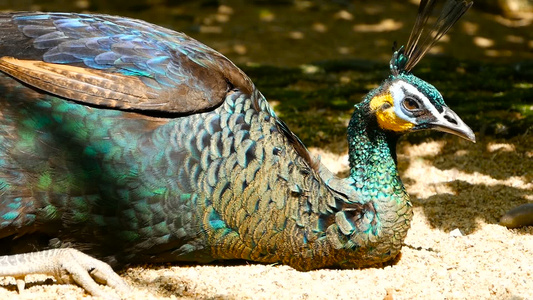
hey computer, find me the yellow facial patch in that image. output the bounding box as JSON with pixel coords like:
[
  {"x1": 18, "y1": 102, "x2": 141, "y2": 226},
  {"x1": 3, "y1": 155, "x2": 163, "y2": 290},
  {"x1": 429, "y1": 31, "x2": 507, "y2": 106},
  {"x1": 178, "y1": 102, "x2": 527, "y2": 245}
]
[{"x1": 369, "y1": 93, "x2": 414, "y2": 132}]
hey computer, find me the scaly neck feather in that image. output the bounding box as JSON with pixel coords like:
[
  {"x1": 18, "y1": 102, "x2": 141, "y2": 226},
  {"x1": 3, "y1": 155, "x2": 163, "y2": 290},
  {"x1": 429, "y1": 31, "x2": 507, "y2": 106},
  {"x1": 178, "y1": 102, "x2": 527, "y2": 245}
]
[{"x1": 312, "y1": 93, "x2": 413, "y2": 269}]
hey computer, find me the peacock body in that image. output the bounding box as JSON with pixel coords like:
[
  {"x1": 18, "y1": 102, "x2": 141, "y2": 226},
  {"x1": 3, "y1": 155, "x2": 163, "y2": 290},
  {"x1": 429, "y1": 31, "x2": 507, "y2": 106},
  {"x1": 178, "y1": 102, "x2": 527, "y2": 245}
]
[{"x1": 0, "y1": 1, "x2": 474, "y2": 297}]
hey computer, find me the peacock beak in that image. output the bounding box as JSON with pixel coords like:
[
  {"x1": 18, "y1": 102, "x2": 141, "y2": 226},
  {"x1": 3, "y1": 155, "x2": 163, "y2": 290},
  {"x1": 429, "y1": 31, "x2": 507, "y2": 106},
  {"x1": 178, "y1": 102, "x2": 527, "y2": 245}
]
[{"x1": 430, "y1": 106, "x2": 476, "y2": 143}]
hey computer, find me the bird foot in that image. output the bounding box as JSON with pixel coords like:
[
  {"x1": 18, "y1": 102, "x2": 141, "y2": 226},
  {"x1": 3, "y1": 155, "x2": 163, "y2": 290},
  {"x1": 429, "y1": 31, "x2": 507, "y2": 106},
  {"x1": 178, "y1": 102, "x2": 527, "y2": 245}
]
[{"x1": 0, "y1": 248, "x2": 131, "y2": 299}]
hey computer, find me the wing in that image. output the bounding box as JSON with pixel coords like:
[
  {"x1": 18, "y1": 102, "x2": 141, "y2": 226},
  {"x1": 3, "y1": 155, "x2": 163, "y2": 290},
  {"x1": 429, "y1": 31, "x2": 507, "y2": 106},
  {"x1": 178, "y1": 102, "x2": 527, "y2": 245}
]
[{"x1": 0, "y1": 12, "x2": 253, "y2": 114}]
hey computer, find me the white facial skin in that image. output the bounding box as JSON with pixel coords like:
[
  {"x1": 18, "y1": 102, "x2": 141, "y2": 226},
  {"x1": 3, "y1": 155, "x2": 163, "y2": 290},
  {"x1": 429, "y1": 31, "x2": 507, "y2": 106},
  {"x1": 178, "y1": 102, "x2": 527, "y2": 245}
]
[
  {"x1": 388, "y1": 79, "x2": 475, "y2": 142},
  {"x1": 388, "y1": 80, "x2": 442, "y2": 125}
]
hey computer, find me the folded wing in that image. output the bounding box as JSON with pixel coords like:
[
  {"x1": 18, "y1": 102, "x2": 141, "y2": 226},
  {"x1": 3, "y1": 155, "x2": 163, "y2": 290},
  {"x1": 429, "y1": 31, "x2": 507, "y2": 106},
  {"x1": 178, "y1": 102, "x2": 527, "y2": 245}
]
[{"x1": 0, "y1": 12, "x2": 253, "y2": 114}]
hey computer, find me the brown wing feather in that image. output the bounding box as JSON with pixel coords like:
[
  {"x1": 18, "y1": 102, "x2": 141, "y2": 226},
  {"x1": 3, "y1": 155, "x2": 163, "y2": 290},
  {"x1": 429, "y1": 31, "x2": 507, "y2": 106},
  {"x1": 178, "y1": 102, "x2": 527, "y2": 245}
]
[{"x1": 0, "y1": 55, "x2": 253, "y2": 114}]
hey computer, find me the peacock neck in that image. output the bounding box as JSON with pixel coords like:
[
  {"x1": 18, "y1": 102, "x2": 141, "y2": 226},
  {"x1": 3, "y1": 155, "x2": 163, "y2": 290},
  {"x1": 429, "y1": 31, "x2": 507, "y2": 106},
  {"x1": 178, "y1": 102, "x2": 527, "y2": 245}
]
[
  {"x1": 347, "y1": 97, "x2": 400, "y2": 181},
  {"x1": 311, "y1": 95, "x2": 413, "y2": 269}
]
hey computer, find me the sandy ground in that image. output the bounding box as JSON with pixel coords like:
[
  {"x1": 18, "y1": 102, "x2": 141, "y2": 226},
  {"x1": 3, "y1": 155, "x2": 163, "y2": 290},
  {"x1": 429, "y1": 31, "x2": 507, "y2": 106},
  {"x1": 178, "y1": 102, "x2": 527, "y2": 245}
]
[
  {"x1": 0, "y1": 1, "x2": 531, "y2": 299},
  {"x1": 0, "y1": 133, "x2": 531, "y2": 300}
]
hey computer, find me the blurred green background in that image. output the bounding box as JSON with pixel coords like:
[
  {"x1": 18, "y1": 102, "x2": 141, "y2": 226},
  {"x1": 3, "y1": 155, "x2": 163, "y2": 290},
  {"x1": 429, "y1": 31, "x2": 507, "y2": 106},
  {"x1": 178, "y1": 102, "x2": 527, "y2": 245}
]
[{"x1": 0, "y1": 0, "x2": 531, "y2": 152}]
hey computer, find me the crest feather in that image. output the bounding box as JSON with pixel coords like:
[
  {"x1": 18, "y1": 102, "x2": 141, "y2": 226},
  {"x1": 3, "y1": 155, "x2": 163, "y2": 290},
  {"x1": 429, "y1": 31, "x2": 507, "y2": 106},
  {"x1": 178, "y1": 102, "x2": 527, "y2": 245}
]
[{"x1": 391, "y1": 0, "x2": 473, "y2": 75}]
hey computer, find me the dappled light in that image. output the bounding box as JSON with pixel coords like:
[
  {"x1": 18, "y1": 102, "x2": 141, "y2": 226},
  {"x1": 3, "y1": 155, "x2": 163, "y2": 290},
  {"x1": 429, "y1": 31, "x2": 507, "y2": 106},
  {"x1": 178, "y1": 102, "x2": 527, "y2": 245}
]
[
  {"x1": 352, "y1": 19, "x2": 403, "y2": 32},
  {"x1": 487, "y1": 142, "x2": 516, "y2": 152},
  {"x1": 0, "y1": 1, "x2": 531, "y2": 299},
  {"x1": 473, "y1": 36, "x2": 495, "y2": 48},
  {"x1": 1, "y1": 0, "x2": 531, "y2": 66},
  {"x1": 399, "y1": 135, "x2": 532, "y2": 233},
  {"x1": 313, "y1": 133, "x2": 532, "y2": 234}
]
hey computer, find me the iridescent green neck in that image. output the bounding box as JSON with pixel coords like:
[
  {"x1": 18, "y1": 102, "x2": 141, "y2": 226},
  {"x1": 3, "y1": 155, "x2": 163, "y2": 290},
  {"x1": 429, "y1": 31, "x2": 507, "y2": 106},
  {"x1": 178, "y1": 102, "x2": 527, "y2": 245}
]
[
  {"x1": 329, "y1": 95, "x2": 413, "y2": 267},
  {"x1": 347, "y1": 97, "x2": 400, "y2": 181}
]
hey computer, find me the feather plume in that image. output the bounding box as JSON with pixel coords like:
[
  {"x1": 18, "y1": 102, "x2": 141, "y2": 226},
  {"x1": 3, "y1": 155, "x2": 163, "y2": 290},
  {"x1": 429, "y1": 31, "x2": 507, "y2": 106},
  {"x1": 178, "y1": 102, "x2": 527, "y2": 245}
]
[{"x1": 391, "y1": 0, "x2": 473, "y2": 74}]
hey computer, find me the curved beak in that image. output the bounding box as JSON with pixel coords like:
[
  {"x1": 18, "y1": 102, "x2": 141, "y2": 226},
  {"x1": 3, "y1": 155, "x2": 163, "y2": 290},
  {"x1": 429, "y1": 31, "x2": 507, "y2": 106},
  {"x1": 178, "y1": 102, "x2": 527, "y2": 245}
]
[{"x1": 430, "y1": 107, "x2": 476, "y2": 143}]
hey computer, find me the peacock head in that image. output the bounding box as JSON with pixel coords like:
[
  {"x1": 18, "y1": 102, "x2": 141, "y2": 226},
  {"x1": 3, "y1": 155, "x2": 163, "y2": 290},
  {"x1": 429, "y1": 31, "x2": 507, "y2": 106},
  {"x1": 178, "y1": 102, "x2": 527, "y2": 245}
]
[
  {"x1": 363, "y1": 0, "x2": 475, "y2": 142},
  {"x1": 366, "y1": 47, "x2": 475, "y2": 142}
]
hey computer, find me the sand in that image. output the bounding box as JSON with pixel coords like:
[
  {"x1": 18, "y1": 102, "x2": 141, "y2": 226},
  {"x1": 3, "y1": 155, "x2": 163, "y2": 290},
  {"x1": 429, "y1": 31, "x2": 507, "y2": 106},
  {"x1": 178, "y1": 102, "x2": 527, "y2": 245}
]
[
  {"x1": 1, "y1": 1, "x2": 531, "y2": 298},
  {"x1": 0, "y1": 133, "x2": 531, "y2": 300}
]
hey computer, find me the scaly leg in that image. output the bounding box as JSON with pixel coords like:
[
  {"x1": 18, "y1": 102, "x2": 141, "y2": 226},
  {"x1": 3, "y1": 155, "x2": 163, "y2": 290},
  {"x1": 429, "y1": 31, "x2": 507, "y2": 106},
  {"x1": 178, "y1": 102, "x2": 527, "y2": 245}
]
[{"x1": 0, "y1": 248, "x2": 130, "y2": 299}]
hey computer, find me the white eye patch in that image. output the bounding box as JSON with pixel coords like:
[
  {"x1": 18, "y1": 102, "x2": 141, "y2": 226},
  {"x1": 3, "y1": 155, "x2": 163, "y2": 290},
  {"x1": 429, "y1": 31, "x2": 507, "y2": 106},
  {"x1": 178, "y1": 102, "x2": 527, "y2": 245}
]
[{"x1": 389, "y1": 80, "x2": 442, "y2": 124}]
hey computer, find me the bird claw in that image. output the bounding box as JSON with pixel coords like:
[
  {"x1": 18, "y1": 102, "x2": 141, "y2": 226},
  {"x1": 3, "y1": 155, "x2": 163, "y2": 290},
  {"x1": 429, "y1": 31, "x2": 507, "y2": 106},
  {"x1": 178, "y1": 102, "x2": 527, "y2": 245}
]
[
  {"x1": 0, "y1": 248, "x2": 131, "y2": 299},
  {"x1": 53, "y1": 249, "x2": 131, "y2": 299},
  {"x1": 15, "y1": 278, "x2": 25, "y2": 293}
]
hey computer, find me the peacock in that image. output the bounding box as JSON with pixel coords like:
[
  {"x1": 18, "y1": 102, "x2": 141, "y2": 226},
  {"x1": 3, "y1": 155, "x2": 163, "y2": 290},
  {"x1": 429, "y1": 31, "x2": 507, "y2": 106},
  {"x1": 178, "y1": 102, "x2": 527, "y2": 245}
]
[{"x1": 0, "y1": 0, "x2": 474, "y2": 298}]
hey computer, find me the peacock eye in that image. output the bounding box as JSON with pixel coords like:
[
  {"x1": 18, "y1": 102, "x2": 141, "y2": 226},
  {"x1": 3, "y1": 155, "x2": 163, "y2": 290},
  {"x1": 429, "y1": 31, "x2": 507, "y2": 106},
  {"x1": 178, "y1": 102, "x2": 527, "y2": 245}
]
[{"x1": 403, "y1": 97, "x2": 420, "y2": 110}]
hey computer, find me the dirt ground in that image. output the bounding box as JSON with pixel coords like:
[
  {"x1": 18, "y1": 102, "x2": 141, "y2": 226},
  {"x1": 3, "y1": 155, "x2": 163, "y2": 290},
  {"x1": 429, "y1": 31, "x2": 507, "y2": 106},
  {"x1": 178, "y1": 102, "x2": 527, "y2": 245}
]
[
  {"x1": 0, "y1": 133, "x2": 531, "y2": 300},
  {"x1": 0, "y1": 1, "x2": 531, "y2": 299}
]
